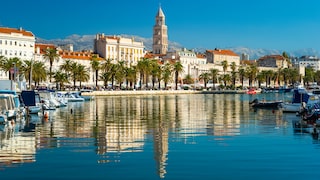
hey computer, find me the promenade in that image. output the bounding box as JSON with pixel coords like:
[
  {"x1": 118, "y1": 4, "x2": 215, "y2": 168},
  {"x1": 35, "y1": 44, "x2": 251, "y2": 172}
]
[{"x1": 82, "y1": 89, "x2": 247, "y2": 96}]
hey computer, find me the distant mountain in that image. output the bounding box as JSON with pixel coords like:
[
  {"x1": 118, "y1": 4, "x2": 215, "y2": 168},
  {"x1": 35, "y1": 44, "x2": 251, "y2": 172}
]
[{"x1": 36, "y1": 34, "x2": 320, "y2": 59}]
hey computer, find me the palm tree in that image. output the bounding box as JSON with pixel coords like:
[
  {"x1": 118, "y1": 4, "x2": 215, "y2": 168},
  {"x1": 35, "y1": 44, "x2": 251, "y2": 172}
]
[
  {"x1": 76, "y1": 64, "x2": 90, "y2": 89},
  {"x1": 32, "y1": 61, "x2": 47, "y2": 87},
  {"x1": 70, "y1": 62, "x2": 79, "y2": 89},
  {"x1": 125, "y1": 66, "x2": 137, "y2": 89},
  {"x1": 288, "y1": 68, "x2": 300, "y2": 85},
  {"x1": 230, "y1": 62, "x2": 237, "y2": 89},
  {"x1": 238, "y1": 66, "x2": 246, "y2": 88},
  {"x1": 256, "y1": 73, "x2": 265, "y2": 88},
  {"x1": 100, "y1": 72, "x2": 111, "y2": 89},
  {"x1": 162, "y1": 63, "x2": 172, "y2": 90},
  {"x1": 54, "y1": 71, "x2": 69, "y2": 90},
  {"x1": 209, "y1": 68, "x2": 219, "y2": 84},
  {"x1": 0, "y1": 57, "x2": 23, "y2": 80},
  {"x1": 245, "y1": 64, "x2": 259, "y2": 87},
  {"x1": 172, "y1": 61, "x2": 184, "y2": 90},
  {"x1": 150, "y1": 60, "x2": 160, "y2": 89},
  {"x1": 156, "y1": 64, "x2": 163, "y2": 90},
  {"x1": 43, "y1": 48, "x2": 60, "y2": 83},
  {"x1": 221, "y1": 60, "x2": 228, "y2": 74},
  {"x1": 114, "y1": 61, "x2": 126, "y2": 89},
  {"x1": 221, "y1": 74, "x2": 231, "y2": 87},
  {"x1": 137, "y1": 58, "x2": 152, "y2": 89},
  {"x1": 304, "y1": 67, "x2": 315, "y2": 86},
  {"x1": 100, "y1": 59, "x2": 113, "y2": 89},
  {"x1": 22, "y1": 60, "x2": 32, "y2": 88},
  {"x1": 90, "y1": 56, "x2": 100, "y2": 89},
  {"x1": 199, "y1": 72, "x2": 210, "y2": 89},
  {"x1": 60, "y1": 59, "x2": 73, "y2": 84}
]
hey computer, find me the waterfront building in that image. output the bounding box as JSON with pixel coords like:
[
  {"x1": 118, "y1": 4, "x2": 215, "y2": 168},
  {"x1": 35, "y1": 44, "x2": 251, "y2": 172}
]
[
  {"x1": 257, "y1": 55, "x2": 288, "y2": 68},
  {"x1": 205, "y1": 49, "x2": 240, "y2": 66},
  {"x1": 165, "y1": 48, "x2": 206, "y2": 80},
  {"x1": 152, "y1": 6, "x2": 168, "y2": 55},
  {"x1": 94, "y1": 34, "x2": 145, "y2": 66},
  {"x1": 297, "y1": 55, "x2": 320, "y2": 71},
  {"x1": 35, "y1": 43, "x2": 103, "y2": 87},
  {"x1": 0, "y1": 27, "x2": 35, "y2": 80}
]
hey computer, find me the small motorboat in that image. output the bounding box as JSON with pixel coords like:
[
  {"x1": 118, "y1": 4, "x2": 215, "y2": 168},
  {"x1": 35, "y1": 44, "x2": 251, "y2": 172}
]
[{"x1": 249, "y1": 98, "x2": 282, "y2": 109}]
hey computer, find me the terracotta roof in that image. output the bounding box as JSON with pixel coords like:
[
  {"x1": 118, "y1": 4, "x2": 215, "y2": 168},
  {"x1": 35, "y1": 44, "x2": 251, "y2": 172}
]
[
  {"x1": 241, "y1": 60, "x2": 256, "y2": 65},
  {"x1": 258, "y1": 55, "x2": 285, "y2": 61},
  {"x1": 196, "y1": 54, "x2": 206, "y2": 58},
  {"x1": 207, "y1": 49, "x2": 239, "y2": 57},
  {"x1": 35, "y1": 43, "x2": 56, "y2": 54},
  {"x1": 59, "y1": 51, "x2": 103, "y2": 61},
  {"x1": 0, "y1": 27, "x2": 34, "y2": 37},
  {"x1": 144, "y1": 52, "x2": 166, "y2": 59}
]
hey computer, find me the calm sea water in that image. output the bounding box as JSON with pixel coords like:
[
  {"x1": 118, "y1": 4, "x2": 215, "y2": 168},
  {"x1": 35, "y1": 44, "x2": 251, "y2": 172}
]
[{"x1": 1, "y1": 93, "x2": 320, "y2": 180}]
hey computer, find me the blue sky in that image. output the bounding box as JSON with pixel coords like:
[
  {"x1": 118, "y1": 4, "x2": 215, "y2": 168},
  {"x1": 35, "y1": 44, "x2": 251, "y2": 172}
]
[{"x1": 1, "y1": 0, "x2": 320, "y2": 51}]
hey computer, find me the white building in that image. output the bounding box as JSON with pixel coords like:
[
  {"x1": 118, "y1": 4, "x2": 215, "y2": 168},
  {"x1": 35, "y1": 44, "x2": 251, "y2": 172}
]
[
  {"x1": 0, "y1": 27, "x2": 35, "y2": 80},
  {"x1": 94, "y1": 34, "x2": 145, "y2": 66},
  {"x1": 298, "y1": 56, "x2": 320, "y2": 71},
  {"x1": 35, "y1": 43, "x2": 104, "y2": 87},
  {"x1": 165, "y1": 48, "x2": 206, "y2": 79}
]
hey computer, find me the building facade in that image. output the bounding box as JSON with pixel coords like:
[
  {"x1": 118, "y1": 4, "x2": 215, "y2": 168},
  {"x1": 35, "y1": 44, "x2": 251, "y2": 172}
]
[
  {"x1": 205, "y1": 49, "x2": 240, "y2": 66},
  {"x1": 257, "y1": 55, "x2": 288, "y2": 68},
  {"x1": 165, "y1": 48, "x2": 206, "y2": 79},
  {"x1": 297, "y1": 56, "x2": 320, "y2": 71},
  {"x1": 0, "y1": 27, "x2": 36, "y2": 80},
  {"x1": 152, "y1": 7, "x2": 168, "y2": 55},
  {"x1": 94, "y1": 34, "x2": 145, "y2": 66}
]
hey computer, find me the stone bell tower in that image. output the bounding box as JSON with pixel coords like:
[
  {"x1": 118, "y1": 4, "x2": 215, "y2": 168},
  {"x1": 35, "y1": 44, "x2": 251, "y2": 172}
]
[{"x1": 152, "y1": 6, "x2": 168, "y2": 55}]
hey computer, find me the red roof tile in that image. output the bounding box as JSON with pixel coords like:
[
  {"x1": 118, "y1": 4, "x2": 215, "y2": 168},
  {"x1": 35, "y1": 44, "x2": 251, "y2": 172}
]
[
  {"x1": 0, "y1": 27, "x2": 34, "y2": 37},
  {"x1": 207, "y1": 49, "x2": 239, "y2": 56}
]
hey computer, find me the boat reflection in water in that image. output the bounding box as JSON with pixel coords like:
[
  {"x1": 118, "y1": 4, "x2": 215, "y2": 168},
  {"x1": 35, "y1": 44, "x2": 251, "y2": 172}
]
[
  {"x1": 1, "y1": 93, "x2": 318, "y2": 180},
  {"x1": 0, "y1": 118, "x2": 37, "y2": 168}
]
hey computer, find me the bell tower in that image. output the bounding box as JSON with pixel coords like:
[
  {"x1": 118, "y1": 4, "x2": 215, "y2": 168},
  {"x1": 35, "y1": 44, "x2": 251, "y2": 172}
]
[{"x1": 152, "y1": 6, "x2": 168, "y2": 55}]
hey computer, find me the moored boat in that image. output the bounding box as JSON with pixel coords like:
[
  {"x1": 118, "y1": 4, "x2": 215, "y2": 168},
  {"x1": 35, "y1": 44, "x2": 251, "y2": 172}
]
[
  {"x1": 280, "y1": 88, "x2": 320, "y2": 113},
  {"x1": 56, "y1": 92, "x2": 84, "y2": 102},
  {"x1": 249, "y1": 98, "x2": 282, "y2": 109}
]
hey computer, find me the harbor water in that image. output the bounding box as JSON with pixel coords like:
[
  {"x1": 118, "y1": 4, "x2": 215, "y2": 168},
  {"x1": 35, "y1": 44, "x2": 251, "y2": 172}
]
[{"x1": 1, "y1": 93, "x2": 320, "y2": 180}]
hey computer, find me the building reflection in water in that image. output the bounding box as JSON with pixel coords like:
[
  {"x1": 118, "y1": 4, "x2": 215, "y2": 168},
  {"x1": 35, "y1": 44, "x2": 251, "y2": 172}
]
[{"x1": 0, "y1": 94, "x2": 287, "y2": 178}]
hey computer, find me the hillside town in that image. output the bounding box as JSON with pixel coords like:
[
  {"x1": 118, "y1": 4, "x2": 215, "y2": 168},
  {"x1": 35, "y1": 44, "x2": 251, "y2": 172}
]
[{"x1": 0, "y1": 7, "x2": 318, "y2": 91}]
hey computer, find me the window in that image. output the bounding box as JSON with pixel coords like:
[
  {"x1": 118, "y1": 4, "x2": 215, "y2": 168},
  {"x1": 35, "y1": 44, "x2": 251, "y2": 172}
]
[{"x1": 0, "y1": 40, "x2": 2, "y2": 44}]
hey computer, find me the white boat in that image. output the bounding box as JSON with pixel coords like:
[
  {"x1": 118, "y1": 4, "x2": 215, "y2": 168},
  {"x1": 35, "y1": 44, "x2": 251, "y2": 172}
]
[
  {"x1": 56, "y1": 92, "x2": 85, "y2": 102},
  {"x1": 280, "y1": 88, "x2": 320, "y2": 113},
  {"x1": 38, "y1": 91, "x2": 61, "y2": 108},
  {"x1": 0, "y1": 94, "x2": 17, "y2": 120}
]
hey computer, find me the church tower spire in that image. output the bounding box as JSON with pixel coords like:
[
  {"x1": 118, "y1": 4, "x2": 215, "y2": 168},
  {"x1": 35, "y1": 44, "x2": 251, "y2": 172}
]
[{"x1": 153, "y1": 6, "x2": 168, "y2": 55}]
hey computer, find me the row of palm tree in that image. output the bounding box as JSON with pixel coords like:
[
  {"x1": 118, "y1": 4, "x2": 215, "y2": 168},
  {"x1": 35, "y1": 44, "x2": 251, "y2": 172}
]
[
  {"x1": 88, "y1": 57, "x2": 184, "y2": 90},
  {"x1": 1, "y1": 48, "x2": 319, "y2": 91},
  {"x1": 198, "y1": 60, "x2": 304, "y2": 89}
]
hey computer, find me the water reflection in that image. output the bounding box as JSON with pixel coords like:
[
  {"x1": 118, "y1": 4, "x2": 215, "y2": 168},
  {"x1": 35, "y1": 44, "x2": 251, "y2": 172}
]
[{"x1": 0, "y1": 94, "x2": 302, "y2": 178}]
